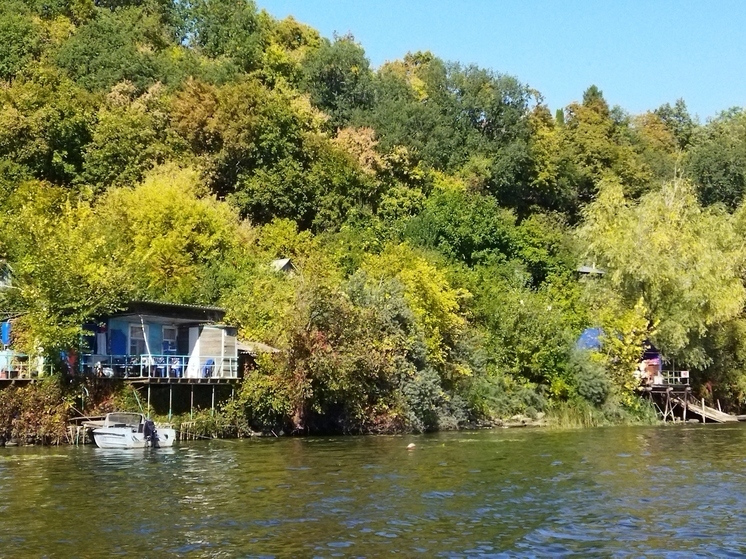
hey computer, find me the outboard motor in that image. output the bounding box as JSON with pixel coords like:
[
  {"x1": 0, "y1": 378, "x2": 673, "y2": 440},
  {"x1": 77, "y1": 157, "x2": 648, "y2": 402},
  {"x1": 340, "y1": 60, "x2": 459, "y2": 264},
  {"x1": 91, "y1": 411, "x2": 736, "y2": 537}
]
[{"x1": 144, "y1": 419, "x2": 157, "y2": 446}]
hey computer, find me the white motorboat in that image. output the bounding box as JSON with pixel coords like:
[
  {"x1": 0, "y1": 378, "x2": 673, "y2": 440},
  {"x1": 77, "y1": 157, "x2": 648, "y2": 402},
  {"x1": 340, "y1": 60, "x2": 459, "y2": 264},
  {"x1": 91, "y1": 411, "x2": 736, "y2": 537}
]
[{"x1": 92, "y1": 412, "x2": 176, "y2": 449}]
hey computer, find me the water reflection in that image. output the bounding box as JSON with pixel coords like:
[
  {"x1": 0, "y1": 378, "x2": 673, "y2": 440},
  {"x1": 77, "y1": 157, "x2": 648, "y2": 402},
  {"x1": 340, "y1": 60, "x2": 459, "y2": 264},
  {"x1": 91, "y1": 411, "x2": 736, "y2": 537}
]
[{"x1": 2, "y1": 425, "x2": 746, "y2": 556}]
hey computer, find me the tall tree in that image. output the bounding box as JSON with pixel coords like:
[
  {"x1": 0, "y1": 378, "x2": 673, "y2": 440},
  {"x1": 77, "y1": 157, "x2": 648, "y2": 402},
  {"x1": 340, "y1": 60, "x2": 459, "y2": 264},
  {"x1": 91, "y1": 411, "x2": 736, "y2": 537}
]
[
  {"x1": 580, "y1": 177, "x2": 746, "y2": 366},
  {"x1": 687, "y1": 109, "x2": 746, "y2": 209},
  {"x1": 186, "y1": 0, "x2": 266, "y2": 71},
  {"x1": 654, "y1": 98, "x2": 696, "y2": 151},
  {"x1": 301, "y1": 34, "x2": 373, "y2": 130},
  {"x1": 56, "y1": 5, "x2": 170, "y2": 91},
  {"x1": 0, "y1": 2, "x2": 42, "y2": 81}
]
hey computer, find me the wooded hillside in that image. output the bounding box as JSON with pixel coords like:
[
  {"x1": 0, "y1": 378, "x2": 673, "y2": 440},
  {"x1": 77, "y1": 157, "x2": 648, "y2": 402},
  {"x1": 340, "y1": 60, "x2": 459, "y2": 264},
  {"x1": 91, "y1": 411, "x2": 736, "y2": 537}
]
[{"x1": 3, "y1": 0, "x2": 746, "y2": 432}]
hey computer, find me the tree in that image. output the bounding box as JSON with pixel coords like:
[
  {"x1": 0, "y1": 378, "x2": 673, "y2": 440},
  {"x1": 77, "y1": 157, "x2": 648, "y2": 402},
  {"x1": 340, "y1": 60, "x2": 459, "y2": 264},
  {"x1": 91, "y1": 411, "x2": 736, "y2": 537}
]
[
  {"x1": 0, "y1": 2, "x2": 42, "y2": 81},
  {"x1": 83, "y1": 81, "x2": 183, "y2": 189},
  {"x1": 463, "y1": 259, "x2": 583, "y2": 396},
  {"x1": 185, "y1": 0, "x2": 266, "y2": 71},
  {"x1": 580, "y1": 177, "x2": 746, "y2": 366},
  {"x1": 517, "y1": 104, "x2": 581, "y2": 217},
  {"x1": 94, "y1": 165, "x2": 240, "y2": 302},
  {"x1": 687, "y1": 109, "x2": 746, "y2": 209},
  {"x1": 56, "y1": 5, "x2": 170, "y2": 91},
  {"x1": 404, "y1": 189, "x2": 517, "y2": 266},
  {"x1": 301, "y1": 34, "x2": 373, "y2": 129},
  {"x1": 259, "y1": 15, "x2": 321, "y2": 85},
  {"x1": 0, "y1": 180, "x2": 131, "y2": 354},
  {"x1": 360, "y1": 243, "x2": 470, "y2": 372},
  {"x1": 0, "y1": 71, "x2": 96, "y2": 185},
  {"x1": 654, "y1": 98, "x2": 696, "y2": 151}
]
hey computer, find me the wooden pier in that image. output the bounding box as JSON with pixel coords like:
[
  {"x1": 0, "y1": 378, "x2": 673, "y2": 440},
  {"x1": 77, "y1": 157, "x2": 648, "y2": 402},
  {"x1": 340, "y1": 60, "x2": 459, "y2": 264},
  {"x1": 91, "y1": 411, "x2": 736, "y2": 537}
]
[{"x1": 640, "y1": 384, "x2": 740, "y2": 423}]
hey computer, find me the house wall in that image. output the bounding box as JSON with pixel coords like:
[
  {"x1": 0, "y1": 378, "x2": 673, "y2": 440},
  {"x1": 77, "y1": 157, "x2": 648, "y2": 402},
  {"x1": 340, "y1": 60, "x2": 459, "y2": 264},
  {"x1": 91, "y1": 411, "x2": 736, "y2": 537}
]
[
  {"x1": 94, "y1": 316, "x2": 238, "y2": 377},
  {"x1": 107, "y1": 317, "x2": 167, "y2": 356},
  {"x1": 185, "y1": 326, "x2": 238, "y2": 378},
  {"x1": 108, "y1": 318, "x2": 129, "y2": 355}
]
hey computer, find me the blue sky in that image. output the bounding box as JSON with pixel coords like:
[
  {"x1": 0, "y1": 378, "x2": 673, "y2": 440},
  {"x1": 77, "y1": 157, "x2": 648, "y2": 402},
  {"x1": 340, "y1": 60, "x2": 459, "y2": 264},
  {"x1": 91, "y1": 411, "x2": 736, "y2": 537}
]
[{"x1": 259, "y1": 0, "x2": 746, "y2": 121}]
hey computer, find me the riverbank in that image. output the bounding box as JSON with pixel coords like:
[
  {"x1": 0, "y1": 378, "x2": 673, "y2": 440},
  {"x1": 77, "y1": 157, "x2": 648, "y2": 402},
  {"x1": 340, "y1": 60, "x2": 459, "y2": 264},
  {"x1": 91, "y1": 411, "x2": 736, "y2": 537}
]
[{"x1": 0, "y1": 376, "x2": 662, "y2": 446}]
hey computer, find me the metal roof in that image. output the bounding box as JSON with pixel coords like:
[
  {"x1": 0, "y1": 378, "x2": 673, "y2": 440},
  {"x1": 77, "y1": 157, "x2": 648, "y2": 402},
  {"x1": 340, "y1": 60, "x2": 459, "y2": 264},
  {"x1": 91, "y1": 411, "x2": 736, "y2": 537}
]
[
  {"x1": 270, "y1": 258, "x2": 295, "y2": 272},
  {"x1": 134, "y1": 300, "x2": 225, "y2": 312},
  {"x1": 108, "y1": 301, "x2": 227, "y2": 323},
  {"x1": 576, "y1": 265, "x2": 605, "y2": 275},
  {"x1": 236, "y1": 340, "x2": 281, "y2": 355}
]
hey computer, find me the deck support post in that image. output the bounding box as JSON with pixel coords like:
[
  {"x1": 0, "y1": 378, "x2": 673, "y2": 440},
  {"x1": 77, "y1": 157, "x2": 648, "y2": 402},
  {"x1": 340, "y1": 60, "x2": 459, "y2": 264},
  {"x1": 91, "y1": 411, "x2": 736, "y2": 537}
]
[
  {"x1": 664, "y1": 387, "x2": 673, "y2": 421},
  {"x1": 168, "y1": 384, "x2": 172, "y2": 421},
  {"x1": 211, "y1": 384, "x2": 215, "y2": 416},
  {"x1": 190, "y1": 385, "x2": 194, "y2": 419},
  {"x1": 147, "y1": 384, "x2": 151, "y2": 414}
]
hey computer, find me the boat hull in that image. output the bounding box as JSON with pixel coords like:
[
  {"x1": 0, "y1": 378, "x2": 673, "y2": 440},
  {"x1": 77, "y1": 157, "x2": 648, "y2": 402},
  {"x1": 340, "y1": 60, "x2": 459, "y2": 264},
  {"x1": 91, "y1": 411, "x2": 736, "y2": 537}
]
[
  {"x1": 153, "y1": 428, "x2": 176, "y2": 448},
  {"x1": 93, "y1": 427, "x2": 177, "y2": 449}
]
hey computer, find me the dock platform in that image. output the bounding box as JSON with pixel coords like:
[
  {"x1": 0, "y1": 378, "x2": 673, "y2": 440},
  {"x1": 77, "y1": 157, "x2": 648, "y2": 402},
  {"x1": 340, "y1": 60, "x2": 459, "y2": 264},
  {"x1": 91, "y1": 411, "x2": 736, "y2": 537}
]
[{"x1": 640, "y1": 384, "x2": 741, "y2": 423}]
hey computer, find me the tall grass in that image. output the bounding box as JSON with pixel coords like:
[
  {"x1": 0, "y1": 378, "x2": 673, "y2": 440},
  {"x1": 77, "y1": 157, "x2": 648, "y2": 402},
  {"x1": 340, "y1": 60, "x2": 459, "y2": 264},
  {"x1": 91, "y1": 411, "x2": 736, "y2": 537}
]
[{"x1": 546, "y1": 397, "x2": 659, "y2": 429}]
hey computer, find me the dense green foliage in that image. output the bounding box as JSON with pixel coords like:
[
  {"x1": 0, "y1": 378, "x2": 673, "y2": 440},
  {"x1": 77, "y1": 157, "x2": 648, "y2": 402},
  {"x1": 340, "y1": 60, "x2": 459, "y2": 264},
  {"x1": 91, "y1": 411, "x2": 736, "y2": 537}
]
[{"x1": 3, "y1": 0, "x2": 746, "y2": 435}]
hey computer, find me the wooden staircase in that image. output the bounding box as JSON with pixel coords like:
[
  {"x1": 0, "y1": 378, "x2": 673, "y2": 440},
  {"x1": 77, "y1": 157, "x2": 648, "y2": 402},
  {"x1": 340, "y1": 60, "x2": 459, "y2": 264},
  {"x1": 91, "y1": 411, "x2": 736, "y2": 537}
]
[{"x1": 672, "y1": 393, "x2": 739, "y2": 423}]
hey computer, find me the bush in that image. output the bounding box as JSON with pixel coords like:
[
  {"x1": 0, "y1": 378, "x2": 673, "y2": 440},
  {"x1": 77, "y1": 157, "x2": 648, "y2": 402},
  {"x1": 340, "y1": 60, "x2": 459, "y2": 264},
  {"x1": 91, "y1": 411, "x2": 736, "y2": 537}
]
[
  {"x1": 0, "y1": 378, "x2": 70, "y2": 445},
  {"x1": 571, "y1": 350, "x2": 611, "y2": 406},
  {"x1": 400, "y1": 368, "x2": 468, "y2": 432},
  {"x1": 465, "y1": 370, "x2": 547, "y2": 420}
]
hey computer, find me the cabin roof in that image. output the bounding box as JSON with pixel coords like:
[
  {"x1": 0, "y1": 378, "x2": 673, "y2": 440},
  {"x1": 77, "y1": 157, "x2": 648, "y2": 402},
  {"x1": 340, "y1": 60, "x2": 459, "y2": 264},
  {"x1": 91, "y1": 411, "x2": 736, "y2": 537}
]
[{"x1": 107, "y1": 301, "x2": 226, "y2": 323}]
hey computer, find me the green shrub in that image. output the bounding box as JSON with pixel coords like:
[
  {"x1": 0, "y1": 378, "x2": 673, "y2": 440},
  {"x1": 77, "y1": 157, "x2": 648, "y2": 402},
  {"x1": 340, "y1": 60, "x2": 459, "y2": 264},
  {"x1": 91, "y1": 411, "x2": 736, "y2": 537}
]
[
  {"x1": 464, "y1": 370, "x2": 547, "y2": 420},
  {"x1": 571, "y1": 350, "x2": 611, "y2": 406},
  {"x1": 0, "y1": 377, "x2": 70, "y2": 444}
]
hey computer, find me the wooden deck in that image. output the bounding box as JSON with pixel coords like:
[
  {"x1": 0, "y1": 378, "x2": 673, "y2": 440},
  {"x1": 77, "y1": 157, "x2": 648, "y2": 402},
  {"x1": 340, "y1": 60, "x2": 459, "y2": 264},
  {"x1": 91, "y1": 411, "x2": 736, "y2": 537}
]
[
  {"x1": 640, "y1": 385, "x2": 741, "y2": 423},
  {"x1": 0, "y1": 377, "x2": 40, "y2": 386},
  {"x1": 126, "y1": 377, "x2": 241, "y2": 385},
  {"x1": 0, "y1": 376, "x2": 242, "y2": 387}
]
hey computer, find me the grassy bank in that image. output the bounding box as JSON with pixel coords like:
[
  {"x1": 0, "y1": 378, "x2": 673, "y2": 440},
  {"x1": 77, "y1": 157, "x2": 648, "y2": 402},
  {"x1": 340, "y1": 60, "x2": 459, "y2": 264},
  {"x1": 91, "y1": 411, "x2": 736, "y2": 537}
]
[{"x1": 0, "y1": 376, "x2": 662, "y2": 446}]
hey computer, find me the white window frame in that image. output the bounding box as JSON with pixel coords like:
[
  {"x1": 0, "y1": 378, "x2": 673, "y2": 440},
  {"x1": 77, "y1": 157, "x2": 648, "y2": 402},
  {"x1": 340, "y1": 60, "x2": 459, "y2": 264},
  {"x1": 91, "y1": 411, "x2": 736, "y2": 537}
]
[
  {"x1": 163, "y1": 325, "x2": 177, "y2": 353},
  {"x1": 129, "y1": 324, "x2": 148, "y2": 356},
  {"x1": 162, "y1": 326, "x2": 177, "y2": 343}
]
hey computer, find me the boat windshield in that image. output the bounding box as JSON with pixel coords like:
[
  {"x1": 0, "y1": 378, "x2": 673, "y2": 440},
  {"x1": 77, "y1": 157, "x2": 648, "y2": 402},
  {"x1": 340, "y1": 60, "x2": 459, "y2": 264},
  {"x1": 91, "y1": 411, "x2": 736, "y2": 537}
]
[{"x1": 105, "y1": 413, "x2": 143, "y2": 427}]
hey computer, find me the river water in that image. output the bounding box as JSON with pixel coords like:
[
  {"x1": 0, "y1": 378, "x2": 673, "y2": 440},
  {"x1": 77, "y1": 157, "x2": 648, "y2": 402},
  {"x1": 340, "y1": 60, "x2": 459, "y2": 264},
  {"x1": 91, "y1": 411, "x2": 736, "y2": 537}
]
[{"x1": 2, "y1": 424, "x2": 746, "y2": 558}]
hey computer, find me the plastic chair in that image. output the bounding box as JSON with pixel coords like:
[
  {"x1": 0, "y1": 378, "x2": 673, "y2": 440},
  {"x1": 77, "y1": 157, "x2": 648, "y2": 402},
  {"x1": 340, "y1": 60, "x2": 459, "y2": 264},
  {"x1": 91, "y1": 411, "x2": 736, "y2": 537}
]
[{"x1": 201, "y1": 358, "x2": 214, "y2": 378}]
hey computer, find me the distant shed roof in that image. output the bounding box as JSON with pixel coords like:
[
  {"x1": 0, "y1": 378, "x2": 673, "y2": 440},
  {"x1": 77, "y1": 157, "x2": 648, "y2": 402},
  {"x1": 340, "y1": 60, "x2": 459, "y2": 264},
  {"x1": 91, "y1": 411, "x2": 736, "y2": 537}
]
[
  {"x1": 236, "y1": 340, "x2": 281, "y2": 355},
  {"x1": 577, "y1": 265, "x2": 605, "y2": 275},
  {"x1": 270, "y1": 258, "x2": 296, "y2": 273}
]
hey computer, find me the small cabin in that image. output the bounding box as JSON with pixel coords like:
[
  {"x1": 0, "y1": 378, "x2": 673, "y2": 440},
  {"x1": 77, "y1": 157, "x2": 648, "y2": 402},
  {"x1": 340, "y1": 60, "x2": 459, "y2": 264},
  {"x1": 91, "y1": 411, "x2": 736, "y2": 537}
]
[
  {"x1": 270, "y1": 258, "x2": 296, "y2": 274},
  {"x1": 81, "y1": 301, "x2": 240, "y2": 379}
]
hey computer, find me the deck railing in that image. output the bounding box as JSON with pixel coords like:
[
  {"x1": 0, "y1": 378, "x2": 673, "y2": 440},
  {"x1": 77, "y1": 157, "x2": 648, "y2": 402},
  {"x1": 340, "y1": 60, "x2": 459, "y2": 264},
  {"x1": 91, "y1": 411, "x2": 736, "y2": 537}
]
[
  {"x1": 81, "y1": 354, "x2": 238, "y2": 378},
  {"x1": 0, "y1": 351, "x2": 30, "y2": 378},
  {"x1": 655, "y1": 370, "x2": 690, "y2": 386}
]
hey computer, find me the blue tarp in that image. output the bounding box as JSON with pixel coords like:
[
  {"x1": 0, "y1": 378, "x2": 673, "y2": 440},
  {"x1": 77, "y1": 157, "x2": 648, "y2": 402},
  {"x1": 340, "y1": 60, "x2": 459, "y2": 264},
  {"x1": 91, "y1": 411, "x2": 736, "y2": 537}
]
[
  {"x1": 1, "y1": 321, "x2": 10, "y2": 346},
  {"x1": 576, "y1": 327, "x2": 604, "y2": 351}
]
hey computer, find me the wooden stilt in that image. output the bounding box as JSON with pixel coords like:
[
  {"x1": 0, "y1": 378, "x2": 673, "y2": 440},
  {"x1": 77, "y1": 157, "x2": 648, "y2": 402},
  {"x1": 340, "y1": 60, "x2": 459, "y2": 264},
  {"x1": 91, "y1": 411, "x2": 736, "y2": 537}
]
[
  {"x1": 190, "y1": 385, "x2": 194, "y2": 419},
  {"x1": 168, "y1": 384, "x2": 172, "y2": 421}
]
